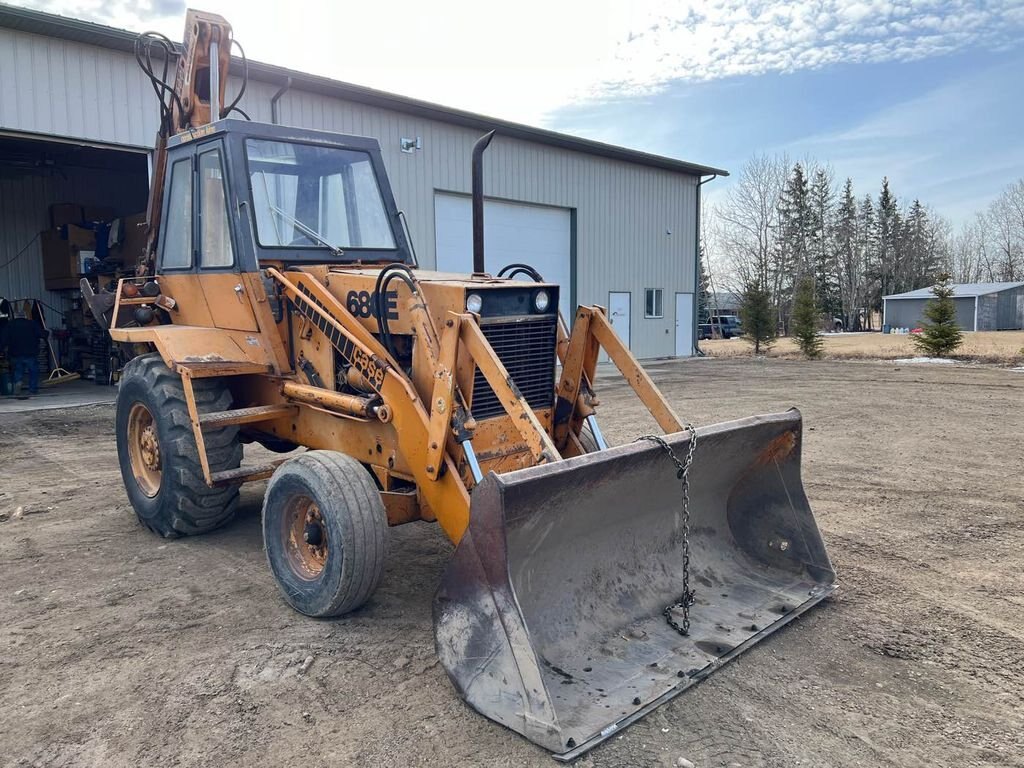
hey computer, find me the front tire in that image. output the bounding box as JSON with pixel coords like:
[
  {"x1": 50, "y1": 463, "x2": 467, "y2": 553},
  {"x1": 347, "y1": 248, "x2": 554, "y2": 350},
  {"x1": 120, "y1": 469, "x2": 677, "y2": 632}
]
[
  {"x1": 574, "y1": 420, "x2": 602, "y2": 453},
  {"x1": 116, "y1": 354, "x2": 242, "y2": 537},
  {"x1": 263, "y1": 451, "x2": 387, "y2": 617}
]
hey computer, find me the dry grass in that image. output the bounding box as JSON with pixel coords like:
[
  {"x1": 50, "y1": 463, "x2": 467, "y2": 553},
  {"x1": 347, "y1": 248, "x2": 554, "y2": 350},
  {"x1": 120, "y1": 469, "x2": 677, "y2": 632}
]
[{"x1": 701, "y1": 329, "x2": 1024, "y2": 364}]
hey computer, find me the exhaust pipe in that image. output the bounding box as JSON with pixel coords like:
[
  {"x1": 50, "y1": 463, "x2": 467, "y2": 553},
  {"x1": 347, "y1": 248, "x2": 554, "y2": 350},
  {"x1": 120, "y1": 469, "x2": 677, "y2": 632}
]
[{"x1": 471, "y1": 131, "x2": 495, "y2": 275}]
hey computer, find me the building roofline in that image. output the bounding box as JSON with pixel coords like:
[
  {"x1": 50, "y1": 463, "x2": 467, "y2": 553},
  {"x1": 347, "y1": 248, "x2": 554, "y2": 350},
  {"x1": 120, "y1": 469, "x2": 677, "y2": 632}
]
[
  {"x1": 883, "y1": 281, "x2": 1024, "y2": 300},
  {"x1": 0, "y1": 3, "x2": 729, "y2": 178}
]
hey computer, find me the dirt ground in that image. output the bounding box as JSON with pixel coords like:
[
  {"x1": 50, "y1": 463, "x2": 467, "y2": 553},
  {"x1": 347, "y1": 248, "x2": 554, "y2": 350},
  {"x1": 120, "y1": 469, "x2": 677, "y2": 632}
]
[
  {"x1": 702, "y1": 329, "x2": 1024, "y2": 364},
  {"x1": 2, "y1": 358, "x2": 1023, "y2": 768}
]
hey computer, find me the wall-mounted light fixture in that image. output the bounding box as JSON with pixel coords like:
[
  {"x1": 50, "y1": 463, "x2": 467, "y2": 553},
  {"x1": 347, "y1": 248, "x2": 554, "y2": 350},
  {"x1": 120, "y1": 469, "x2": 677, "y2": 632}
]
[{"x1": 400, "y1": 137, "x2": 422, "y2": 153}]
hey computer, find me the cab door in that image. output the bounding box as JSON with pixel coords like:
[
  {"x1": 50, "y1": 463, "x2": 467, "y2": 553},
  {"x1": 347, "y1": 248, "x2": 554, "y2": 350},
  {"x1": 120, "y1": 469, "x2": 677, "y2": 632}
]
[{"x1": 195, "y1": 141, "x2": 258, "y2": 332}]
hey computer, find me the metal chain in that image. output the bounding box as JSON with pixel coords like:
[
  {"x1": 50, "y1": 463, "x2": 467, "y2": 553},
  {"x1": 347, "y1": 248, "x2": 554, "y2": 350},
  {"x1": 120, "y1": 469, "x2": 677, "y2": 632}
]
[{"x1": 635, "y1": 424, "x2": 698, "y2": 636}]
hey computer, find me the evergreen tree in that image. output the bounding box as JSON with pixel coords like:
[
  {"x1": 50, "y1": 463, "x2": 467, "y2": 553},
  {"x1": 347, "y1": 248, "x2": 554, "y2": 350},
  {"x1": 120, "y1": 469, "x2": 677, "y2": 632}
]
[
  {"x1": 835, "y1": 178, "x2": 859, "y2": 330},
  {"x1": 902, "y1": 199, "x2": 941, "y2": 290},
  {"x1": 739, "y1": 280, "x2": 776, "y2": 355},
  {"x1": 857, "y1": 194, "x2": 877, "y2": 329},
  {"x1": 791, "y1": 277, "x2": 823, "y2": 359},
  {"x1": 809, "y1": 167, "x2": 840, "y2": 320},
  {"x1": 876, "y1": 178, "x2": 899, "y2": 310},
  {"x1": 776, "y1": 163, "x2": 811, "y2": 329},
  {"x1": 913, "y1": 273, "x2": 963, "y2": 357},
  {"x1": 697, "y1": 244, "x2": 711, "y2": 322}
]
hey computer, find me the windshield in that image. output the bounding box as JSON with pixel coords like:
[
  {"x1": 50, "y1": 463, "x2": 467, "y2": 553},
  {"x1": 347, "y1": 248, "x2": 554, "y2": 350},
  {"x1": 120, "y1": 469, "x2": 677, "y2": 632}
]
[{"x1": 246, "y1": 139, "x2": 396, "y2": 250}]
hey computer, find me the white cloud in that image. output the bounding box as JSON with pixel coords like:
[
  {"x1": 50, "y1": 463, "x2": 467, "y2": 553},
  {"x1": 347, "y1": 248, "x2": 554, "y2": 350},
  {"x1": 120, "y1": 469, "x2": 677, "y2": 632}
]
[
  {"x1": 10, "y1": 0, "x2": 1024, "y2": 124},
  {"x1": 596, "y1": 0, "x2": 1024, "y2": 97}
]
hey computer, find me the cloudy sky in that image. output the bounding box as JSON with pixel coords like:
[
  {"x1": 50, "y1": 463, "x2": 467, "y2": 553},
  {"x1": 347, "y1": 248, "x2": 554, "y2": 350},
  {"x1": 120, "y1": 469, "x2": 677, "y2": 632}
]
[{"x1": 15, "y1": 0, "x2": 1024, "y2": 224}]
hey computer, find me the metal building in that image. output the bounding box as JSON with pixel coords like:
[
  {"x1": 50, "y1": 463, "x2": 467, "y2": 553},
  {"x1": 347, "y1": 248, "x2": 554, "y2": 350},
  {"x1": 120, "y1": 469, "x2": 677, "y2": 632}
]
[
  {"x1": 0, "y1": 5, "x2": 725, "y2": 359},
  {"x1": 883, "y1": 282, "x2": 1024, "y2": 332}
]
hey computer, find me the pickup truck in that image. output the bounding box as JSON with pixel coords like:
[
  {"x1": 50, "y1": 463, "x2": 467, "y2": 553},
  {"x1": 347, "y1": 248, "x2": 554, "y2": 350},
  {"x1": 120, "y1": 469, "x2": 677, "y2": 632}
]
[{"x1": 700, "y1": 315, "x2": 743, "y2": 339}]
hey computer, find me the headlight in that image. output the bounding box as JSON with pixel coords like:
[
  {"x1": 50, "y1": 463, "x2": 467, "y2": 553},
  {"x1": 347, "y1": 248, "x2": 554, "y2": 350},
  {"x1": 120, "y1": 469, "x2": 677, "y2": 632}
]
[
  {"x1": 534, "y1": 290, "x2": 550, "y2": 312},
  {"x1": 466, "y1": 293, "x2": 483, "y2": 313}
]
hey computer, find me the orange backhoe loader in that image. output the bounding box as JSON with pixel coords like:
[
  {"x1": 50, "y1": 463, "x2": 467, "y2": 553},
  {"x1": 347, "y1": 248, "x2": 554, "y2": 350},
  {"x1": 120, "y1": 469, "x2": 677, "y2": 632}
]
[{"x1": 82, "y1": 11, "x2": 836, "y2": 759}]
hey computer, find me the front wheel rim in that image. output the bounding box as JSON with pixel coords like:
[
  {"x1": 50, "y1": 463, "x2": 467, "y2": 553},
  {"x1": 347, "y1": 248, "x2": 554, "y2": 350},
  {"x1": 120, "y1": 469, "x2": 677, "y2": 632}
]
[
  {"x1": 127, "y1": 402, "x2": 162, "y2": 498},
  {"x1": 283, "y1": 496, "x2": 329, "y2": 580}
]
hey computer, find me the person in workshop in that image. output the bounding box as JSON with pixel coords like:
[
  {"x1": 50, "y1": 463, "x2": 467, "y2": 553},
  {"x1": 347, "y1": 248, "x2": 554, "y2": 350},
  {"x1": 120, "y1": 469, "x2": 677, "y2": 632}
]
[{"x1": 1, "y1": 304, "x2": 48, "y2": 397}]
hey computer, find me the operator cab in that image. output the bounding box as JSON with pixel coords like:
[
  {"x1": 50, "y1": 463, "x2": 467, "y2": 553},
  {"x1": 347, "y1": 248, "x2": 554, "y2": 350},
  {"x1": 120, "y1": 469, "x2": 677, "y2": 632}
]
[{"x1": 157, "y1": 119, "x2": 414, "y2": 275}]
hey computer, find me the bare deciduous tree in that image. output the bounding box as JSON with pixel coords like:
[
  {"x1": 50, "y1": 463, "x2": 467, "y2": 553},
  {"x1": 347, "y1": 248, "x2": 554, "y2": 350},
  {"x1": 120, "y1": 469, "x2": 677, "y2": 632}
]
[{"x1": 709, "y1": 153, "x2": 789, "y2": 295}]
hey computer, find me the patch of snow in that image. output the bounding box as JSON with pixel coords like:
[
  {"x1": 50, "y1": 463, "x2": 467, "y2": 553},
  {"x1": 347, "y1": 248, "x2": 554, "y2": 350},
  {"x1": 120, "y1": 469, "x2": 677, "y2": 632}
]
[{"x1": 891, "y1": 357, "x2": 958, "y2": 365}]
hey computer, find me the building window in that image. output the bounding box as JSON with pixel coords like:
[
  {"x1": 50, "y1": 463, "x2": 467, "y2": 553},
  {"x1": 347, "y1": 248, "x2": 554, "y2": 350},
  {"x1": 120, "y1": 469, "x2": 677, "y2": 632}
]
[{"x1": 645, "y1": 288, "x2": 663, "y2": 318}]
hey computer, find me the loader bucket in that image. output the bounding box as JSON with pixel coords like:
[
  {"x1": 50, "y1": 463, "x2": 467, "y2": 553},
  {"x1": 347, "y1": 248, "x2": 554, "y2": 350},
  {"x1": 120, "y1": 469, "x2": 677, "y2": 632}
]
[{"x1": 434, "y1": 409, "x2": 835, "y2": 759}]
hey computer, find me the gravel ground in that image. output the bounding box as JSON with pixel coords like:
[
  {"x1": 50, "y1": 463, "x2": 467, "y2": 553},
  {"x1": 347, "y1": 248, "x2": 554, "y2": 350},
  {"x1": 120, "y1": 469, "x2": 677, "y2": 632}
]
[{"x1": 1, "y1": 357, "x2": 1022, "y2": 768}]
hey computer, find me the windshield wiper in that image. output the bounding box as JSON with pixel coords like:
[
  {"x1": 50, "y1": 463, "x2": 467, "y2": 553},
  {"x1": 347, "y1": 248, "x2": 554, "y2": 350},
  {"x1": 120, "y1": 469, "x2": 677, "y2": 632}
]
[
  {"x1": 268, "y1": 203, "x2": 345, "y2": 257},
  {"x1": 255, "y1": 170, "x2": 345, "y2": 257}
]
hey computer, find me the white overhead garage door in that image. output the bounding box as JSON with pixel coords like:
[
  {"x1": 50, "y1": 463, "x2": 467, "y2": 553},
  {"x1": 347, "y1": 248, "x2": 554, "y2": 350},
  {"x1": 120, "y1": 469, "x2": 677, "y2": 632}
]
[{"x1": 434, "y1": 192, "x2": 572, "y2": 320}]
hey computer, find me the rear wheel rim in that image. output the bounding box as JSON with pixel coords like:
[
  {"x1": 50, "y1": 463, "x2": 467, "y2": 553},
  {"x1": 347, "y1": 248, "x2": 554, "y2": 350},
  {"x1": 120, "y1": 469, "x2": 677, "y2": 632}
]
[
  {"x1": 127, "y1": 402, "x2": 161, "y2": 498},
  {"x1": 283, "y1": 496, "x2": 329, "y2": 580}
]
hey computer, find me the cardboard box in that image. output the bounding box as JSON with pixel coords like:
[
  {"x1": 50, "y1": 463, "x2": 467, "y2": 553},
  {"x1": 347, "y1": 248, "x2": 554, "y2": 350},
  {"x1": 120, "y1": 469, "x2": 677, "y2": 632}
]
[
  {"x1": 83, "y1": 205, "x2": 116, "y2": 223},
  {"x1": 65, "y1": 224, "x2": 96, "y2": 250},
  {"x1": 50, "y1": 203, "x2": 83, "y2": 229},
  {"x1": 110, "y1": 212, "x2": 147, "y2": 265},
  {"x1": 45, "y1": 276, "x2": 84, "y2": 291},
  {"x1": 41, "y1": 227, "x2": 96, "y2": 291},
  {"x1": 122, "y1": 212, "x2": 147, "y2": 256}
]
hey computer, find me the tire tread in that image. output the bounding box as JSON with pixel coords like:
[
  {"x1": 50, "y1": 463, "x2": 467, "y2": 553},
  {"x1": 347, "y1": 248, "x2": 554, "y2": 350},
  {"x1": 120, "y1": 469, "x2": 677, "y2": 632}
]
[{"x1": 118, "y1": 354, "x2": 241, "y2": 537}]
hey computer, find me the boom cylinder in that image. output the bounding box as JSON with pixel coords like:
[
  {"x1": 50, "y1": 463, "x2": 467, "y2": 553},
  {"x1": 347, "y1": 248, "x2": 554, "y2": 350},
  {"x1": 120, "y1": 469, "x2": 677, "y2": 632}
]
[{"x1": 282, "y1": 381, "x2": 376, "y2": 418}]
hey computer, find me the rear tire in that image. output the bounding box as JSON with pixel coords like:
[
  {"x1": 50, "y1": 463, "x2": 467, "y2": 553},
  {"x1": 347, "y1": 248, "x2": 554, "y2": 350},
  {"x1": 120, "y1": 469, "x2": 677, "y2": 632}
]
[
  {"x1": 116, "y1": 354, "x2": 242, "y2": 537},
  {"x1": 262, "y1": 451, "x2": 387, "y2": 617}
]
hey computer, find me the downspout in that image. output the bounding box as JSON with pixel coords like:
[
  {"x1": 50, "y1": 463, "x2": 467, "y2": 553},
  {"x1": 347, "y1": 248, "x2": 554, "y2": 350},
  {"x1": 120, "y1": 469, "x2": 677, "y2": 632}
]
[
  {"x1": 693, "y1": 173, "x2": 718, "y2": 356},
  {"x1": 270, "y1": 76, "x2": 293, "y2": 125}
]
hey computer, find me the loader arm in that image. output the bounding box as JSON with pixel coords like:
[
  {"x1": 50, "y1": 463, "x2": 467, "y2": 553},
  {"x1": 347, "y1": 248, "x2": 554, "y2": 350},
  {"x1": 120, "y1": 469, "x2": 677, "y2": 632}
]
[
  {"x1": 553, "y1": 305, "x2": 683, "y2": 453},
  {"x1": 267, "y1": 268, "x2": 473, "y2": 542}
]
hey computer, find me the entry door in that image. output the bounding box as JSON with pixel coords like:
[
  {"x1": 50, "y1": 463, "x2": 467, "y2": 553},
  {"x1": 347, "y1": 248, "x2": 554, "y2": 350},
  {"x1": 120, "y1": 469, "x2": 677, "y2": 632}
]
[
  {"x1": 608, "y1": 292, "x2": 631, "y2": 349},
  {"x1": 675, "y1": 293, "x2": 694, "y2": 356},
  {"x1": 196, "y1": 143, "x2": 257, "y2": 331}
]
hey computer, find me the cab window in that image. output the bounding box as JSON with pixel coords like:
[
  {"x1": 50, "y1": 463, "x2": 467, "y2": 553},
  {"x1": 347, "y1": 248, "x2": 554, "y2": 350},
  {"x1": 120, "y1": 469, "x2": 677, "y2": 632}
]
[
  {"x1": 198, "y1": 148, "x2": 234, "y2": 268},
  {"x1": 161, "y1": 158, "x2": 193, "y2": 269}
]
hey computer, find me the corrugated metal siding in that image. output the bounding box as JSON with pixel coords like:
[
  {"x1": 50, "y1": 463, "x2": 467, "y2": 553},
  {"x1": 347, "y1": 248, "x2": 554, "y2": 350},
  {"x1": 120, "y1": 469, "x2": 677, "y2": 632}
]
[
  {"x1": 0, "y1": 28, "x2": 699, "y2": 358},
  {"x1": 996, "y1": 286, "x2": 1024, "y2": 330},
  {"x1": 884, "y1": 297, "x2": 977, "y2": 331},
  {"x1": 0, "y1": 165, "x2": 148, "y2": 327},
  {"x1": 0, "y1": 28, "x2": 157, "y2": 147},
  {"x1": 977, "y1": 295, "x2": 997, "y2": 331}
]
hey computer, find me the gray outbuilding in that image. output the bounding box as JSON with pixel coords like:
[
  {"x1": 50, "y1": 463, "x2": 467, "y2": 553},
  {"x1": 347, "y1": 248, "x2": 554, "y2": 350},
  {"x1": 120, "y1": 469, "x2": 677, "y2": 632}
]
[
  {"x1": 0, "y1": 5, "x2": 726, "y2": 359},
  {"x1": 883, "y1": 282, "x2": 1024, "y2": 332}
]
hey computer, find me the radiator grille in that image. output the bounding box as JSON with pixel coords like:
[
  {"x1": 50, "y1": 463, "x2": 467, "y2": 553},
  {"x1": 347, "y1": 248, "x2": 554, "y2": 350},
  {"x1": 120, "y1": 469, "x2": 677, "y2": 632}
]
[{"x1": 471, "y1": 317, "x2": 557, "y2": 420}]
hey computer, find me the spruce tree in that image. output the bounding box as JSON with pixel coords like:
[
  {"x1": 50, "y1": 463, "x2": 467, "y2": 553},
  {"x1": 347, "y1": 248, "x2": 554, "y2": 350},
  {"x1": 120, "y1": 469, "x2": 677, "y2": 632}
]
[
  {"x1": 913, "y1": 273, "x2": 963, "y2": 357},
  {"x1": 876, "y1": 178, "x2": 898, "y2": 310},
  {"x1": 739, "y1": 280, "x2": 776, "y2": 355},
  {"x1": 809, "y1": 167, "x2": 840, "y2": 320},
  {"x1": 776, "y1": 163, "x2": 811, "y2": 328},
  {"x1": 698, "y1": 244, "x2": 711, "y2": 322},
  {"x1": 858, "y1": 194, "x2": 877, "y2": 328},
  {"x1": 791, "y1": 277, "x2": 824, "y2": 359},
  {"x1": 835, "y1": 178, "x2": 858, "y2": 330}
]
